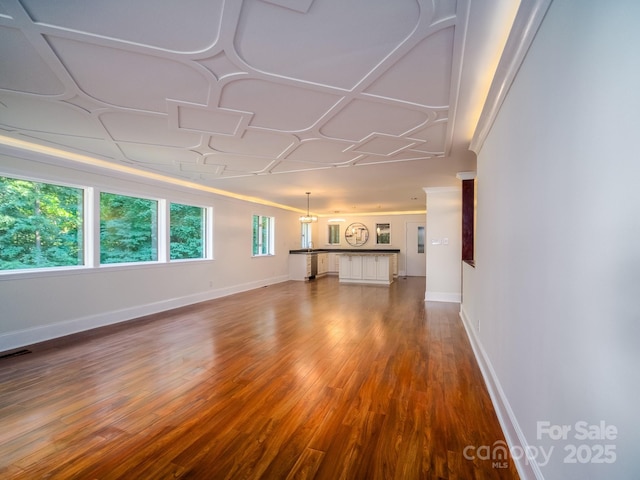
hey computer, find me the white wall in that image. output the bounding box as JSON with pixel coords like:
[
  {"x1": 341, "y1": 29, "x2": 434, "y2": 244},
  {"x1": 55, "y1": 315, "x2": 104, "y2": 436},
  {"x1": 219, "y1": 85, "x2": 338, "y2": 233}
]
[
  {"x1": 0, "y1": 150, "x2": 301, "y2": 351},
  {"x1": 425, "y1": 187, "x2": 461, "y2": 302},
  {"x1": 312, "y1": 213, "x2": 425, "y2": 277},
  {"x1": 463, "y1": 1, "x2": 640, "y2": 478}
]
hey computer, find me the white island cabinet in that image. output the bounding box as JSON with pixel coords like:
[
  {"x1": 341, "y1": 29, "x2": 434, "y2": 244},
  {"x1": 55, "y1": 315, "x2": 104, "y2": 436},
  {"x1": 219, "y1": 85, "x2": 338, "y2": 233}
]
[{"x1": 338, "y1": 253, "x2": 394, "y2": 286}]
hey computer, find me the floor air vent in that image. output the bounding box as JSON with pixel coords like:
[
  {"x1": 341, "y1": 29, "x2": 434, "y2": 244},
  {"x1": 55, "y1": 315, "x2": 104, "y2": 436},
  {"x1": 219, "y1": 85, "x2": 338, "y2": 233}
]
[{"x1": 0, "y1": 349, "x2": 32, "y2": 360}]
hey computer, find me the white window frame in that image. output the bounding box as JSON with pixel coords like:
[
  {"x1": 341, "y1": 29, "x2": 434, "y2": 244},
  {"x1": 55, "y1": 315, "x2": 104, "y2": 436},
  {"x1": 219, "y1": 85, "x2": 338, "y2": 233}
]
[
  {"x1": 252, "y1": 214, "x2": 275, "y2": 257},
  {"x1": 168, "y1": 201, "x2": 213, "y2": 262}
]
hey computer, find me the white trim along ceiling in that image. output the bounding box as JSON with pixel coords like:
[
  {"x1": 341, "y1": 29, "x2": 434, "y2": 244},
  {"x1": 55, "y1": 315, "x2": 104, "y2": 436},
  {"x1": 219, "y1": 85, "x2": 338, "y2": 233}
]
[{"x1": 0, "y1": 0, "x2": 520, "y2": 215}]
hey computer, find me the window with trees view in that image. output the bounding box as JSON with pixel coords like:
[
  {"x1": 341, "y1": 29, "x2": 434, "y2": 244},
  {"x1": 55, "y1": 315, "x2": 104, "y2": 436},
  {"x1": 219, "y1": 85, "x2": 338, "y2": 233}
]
[
  {"x1": 100, "y1": 192, "x2": 158, "y2": 264},
  {"x1": 170, "y1": 203, "x2": 206, "y2": 260},
  {"x1": 252, "y1": 214, "x2": 274, "y2": 256},
  {"x1": 0, "y1": 174, "x2": 213, "y2": 272},
  {"x1": 0, "y1": 176, "x2": 84, "y2": 270}
]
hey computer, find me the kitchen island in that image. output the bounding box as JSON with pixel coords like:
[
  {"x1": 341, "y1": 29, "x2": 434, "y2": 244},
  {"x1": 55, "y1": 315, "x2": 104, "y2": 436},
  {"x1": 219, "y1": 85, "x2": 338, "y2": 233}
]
[
  {"x1": 289, "y1": 249, "x2": 399, "y2": 283},
  {"x1": 338, "y1": 252, "x2": 395, "y2": 286}
]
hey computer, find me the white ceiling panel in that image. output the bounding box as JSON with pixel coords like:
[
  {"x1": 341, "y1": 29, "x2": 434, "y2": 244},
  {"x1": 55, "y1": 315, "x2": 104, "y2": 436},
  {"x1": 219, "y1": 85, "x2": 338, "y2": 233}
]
[
  {"x1": 0, "y1": 95, "x2": 101, "y2": 136},
  {"x1": 210, "y1": 130, "x2": 295, "y2": 157},
  {"x1": 219, "y1": 78, "x2": 342, "y2": 131},
  {"x1": 46, "y1": 37, "x2": 210, "y2": 111},
  {"x1": 0, "y1": 26, "x2": 64, "y2": 94},
  {"x1": 364, "y1": 27, "x2": 455, "y2": 106},
  {"x1": 320, "y1": 99, "x2": 429, "y2": 141},
  {"x1": 20, "y1": 0, "x2": 225, "y2": 52},
  {"x1": 235, "y1": 0, "x2": 420, "y2": 89}
]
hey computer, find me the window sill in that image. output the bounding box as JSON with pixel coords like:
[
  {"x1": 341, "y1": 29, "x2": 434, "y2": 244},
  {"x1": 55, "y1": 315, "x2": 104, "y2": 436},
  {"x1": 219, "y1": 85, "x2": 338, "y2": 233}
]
[{"x1": 0, "y1": 258, "x2": 214, "y2": 281}]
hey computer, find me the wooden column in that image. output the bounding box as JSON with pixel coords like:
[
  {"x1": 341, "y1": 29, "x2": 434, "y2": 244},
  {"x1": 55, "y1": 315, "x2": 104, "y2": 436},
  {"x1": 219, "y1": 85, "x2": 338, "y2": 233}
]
[{"x1": 457, "y1": 172, "x2": 476, "y2": 264}]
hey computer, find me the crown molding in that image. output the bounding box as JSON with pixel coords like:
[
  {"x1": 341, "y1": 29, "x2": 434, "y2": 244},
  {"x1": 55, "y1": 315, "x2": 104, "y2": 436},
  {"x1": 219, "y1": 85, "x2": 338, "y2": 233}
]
[
  {"x1": 456, "y1": 171, "x2": 476, "y2": 181},
  {"x1": 423, "y1": 186, "x2": 460, "y2": 194},
  {"x1": 469, "y1": 0, "x2": 553, "y2": 155}
]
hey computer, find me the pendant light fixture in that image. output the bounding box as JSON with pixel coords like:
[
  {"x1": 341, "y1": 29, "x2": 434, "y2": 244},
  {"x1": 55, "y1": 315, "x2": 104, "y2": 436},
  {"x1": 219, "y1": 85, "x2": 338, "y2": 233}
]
[{"x1": 299, "y1": 192, "x2": 318, "y2": 223}]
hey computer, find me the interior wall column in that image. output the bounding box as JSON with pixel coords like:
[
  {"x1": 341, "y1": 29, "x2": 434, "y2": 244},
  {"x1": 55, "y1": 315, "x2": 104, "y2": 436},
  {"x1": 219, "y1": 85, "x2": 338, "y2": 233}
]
[{"x1": 423, "y1": 187, "x2": 462, "y2": 303}]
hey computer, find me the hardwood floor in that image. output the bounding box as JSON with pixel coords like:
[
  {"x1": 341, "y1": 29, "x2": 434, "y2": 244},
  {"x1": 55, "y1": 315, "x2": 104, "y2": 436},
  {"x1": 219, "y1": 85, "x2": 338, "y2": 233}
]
[{"x1": 0, "y1": 276, "x2": 519, "y2": 479}]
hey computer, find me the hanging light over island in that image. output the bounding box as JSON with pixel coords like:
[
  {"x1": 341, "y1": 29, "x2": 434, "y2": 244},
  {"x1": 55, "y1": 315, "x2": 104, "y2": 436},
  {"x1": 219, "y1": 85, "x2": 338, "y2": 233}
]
[{"x1": 299, "y1": 192, "x2": 318, "y2": 223}]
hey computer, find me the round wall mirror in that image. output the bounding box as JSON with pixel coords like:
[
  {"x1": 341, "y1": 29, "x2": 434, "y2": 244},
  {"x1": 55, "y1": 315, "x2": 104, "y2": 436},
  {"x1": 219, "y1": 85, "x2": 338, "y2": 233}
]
[{"x1": 345, "y1": 222, "x2": 369, "y2": 247}]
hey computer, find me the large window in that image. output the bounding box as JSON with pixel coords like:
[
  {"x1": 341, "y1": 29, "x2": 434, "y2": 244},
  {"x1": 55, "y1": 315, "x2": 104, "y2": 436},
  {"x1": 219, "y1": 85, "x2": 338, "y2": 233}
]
[
  {"x1": 252, "y1": 214, "x2": 274, "y2": 256},
  {"x1": 0, "y1": 176, "x2": 83, "y2": 270},
  {"x1": 100, "y1": 192, "x2": 158, "y2": 264},
  {"x1": 170, "y1": 203, "x2": 206, "y2": 260}
]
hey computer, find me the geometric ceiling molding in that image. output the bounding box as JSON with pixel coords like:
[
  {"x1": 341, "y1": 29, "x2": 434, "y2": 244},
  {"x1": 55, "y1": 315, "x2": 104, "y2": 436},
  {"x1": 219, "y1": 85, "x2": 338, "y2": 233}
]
[
  {"x1": 100, "y1": 111, "x2": 201, "y2": 147},
  {"x1": 319, "y1": 99, "x2": 430, "y2": 142},
  {"x1": 286, "y1": 139, "x2": 359, "y2": 165},
  {"x1": 20, "y1": 0, "x2": 226, "y2": 53},
  {"x1": 0, "y1": 0, "x2": 502, "y2": 214},
  {"x1": 219, "y1": 78, "x2": 342, "y2": 131},
  {"x1": 63, "y1": 95, "x2": 108, "y2": 114},
  {"x1": 354, "y1": 152, "x2": 432, "y2": 166},
  {"x1": 407, "y1": 121, "x2": 448, "y2": 153},
  {"x1": 197, "y1": 53, "x2": 246, "y2": 81},
  {"x1": 118, "y1": 143, "x2": 200, "y2": 166},
  {"x1": 259, "y1": 0, "x2": 315, "y2": 15},
  {"x1": 269, "y1": 159, "x2": 331, "y2": 174},
  {"x1": 431, "y1": 0, "x2": 458, "y2": 24},
  {"x1": 209, "y1": 130, "x2": 295, "y2": 158},
  {"x1": 350, "y1": 134, "x2": 421, "y2": 157},
  {"x1": 168, "y1": 101, "x2": 251, "y2": 137},
  {"x1": 204, "y1": 153, "x2": 273, "y2": 174},
  {"x1": 179, "y1": 162, "x2": 225, "y2": 176}
]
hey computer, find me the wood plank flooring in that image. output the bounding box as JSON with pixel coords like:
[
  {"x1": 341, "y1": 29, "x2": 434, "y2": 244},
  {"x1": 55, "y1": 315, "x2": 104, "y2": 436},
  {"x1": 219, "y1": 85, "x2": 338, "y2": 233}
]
[{"x1": 0, "y1": 276, "x2": 519, "y2": 479}]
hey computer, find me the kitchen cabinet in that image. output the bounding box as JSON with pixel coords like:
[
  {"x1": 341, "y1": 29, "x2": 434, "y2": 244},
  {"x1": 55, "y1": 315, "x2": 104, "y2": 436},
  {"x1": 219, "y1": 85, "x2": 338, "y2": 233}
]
[
  {"x1": 289, "y1": 251, "x2": 328, "y2": 280},
  {"x1": 317, "y1": 252, "x2": 328, "y2": 275}
]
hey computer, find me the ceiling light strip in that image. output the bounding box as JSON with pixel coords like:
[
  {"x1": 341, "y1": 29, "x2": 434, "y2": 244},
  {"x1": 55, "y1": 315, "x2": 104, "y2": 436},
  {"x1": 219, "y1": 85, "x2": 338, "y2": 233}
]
[{"x1": 0, "y1": 135, "x2": 302, "y2": 213}]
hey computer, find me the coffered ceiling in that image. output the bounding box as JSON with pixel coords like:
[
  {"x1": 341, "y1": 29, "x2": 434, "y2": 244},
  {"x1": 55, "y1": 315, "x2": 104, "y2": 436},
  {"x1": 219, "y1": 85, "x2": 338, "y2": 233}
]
[{"x1": 0, "y1": 0, "x2": 517, "y2": 215}]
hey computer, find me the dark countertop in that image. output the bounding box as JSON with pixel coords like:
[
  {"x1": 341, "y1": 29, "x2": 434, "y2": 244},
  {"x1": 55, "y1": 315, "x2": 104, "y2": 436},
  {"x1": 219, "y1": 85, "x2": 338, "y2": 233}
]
[{"x1": 289, "y1": 248, "x2": 400, "y2": 254}]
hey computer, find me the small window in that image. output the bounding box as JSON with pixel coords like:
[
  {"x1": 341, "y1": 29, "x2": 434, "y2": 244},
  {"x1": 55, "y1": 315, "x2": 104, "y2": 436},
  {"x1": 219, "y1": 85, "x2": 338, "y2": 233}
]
[
  {"x1": 170, "y1": 203, "x2": 206, "y2": 260},
  {"x1": 0, "y1": 176, "x2": 84, "y2": 270},
  {"x1": 376, "y1": 223, "x2": 391, "y2": 245},
  {"x1": 100, "y1": 192, "x2": 158, "y2": 264},
  {"x1": 252, "y1": 214, "x2": 274, "y2": 256},
  {"x1": 417, "y1": 226, "x2": 425, "y2": 254},
  {"x1": 328, "y1": 224, "x2": 340, "y2": 245}
]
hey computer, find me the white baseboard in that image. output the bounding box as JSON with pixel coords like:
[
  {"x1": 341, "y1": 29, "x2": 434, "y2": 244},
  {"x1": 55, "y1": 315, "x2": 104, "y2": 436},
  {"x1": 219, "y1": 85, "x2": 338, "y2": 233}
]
[
  {"x1": 0, "y1": 275, "x2": 290, "y2": 352},
  {"x1": 459, "y1": 308, "x2": 543, "y2": 480},
  {"x1": 425, "y1": 290, "x2": 461, "y2": 303}
]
